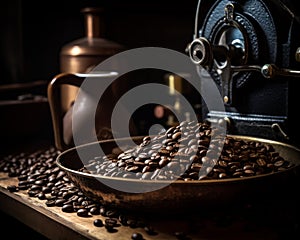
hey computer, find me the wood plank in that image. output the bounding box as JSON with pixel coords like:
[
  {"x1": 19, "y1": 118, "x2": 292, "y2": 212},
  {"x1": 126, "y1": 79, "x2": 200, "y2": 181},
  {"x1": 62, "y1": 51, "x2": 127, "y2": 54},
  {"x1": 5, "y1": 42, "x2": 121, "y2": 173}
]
[{"x1": 0, "y1": 172, "x2": 182, "y2": 240}]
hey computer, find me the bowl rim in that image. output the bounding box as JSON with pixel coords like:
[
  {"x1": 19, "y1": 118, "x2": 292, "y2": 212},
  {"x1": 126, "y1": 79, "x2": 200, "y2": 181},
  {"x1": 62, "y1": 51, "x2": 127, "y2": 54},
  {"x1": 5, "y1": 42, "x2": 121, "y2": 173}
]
[{"x1": 56, "y1": 134, "x2": 300, "y2": 185}]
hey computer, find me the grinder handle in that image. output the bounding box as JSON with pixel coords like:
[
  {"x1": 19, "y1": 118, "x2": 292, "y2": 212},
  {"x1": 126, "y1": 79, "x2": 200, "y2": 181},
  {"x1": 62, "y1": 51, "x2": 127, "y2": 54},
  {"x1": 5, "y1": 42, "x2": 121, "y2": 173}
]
[{"x1": 47, "y1": 73, "x2": 83, "y2": 151}]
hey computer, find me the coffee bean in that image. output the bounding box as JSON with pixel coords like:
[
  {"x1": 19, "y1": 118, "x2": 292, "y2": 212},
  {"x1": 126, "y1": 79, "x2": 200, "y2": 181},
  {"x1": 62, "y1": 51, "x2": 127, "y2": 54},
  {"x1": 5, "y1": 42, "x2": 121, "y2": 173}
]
[
  {"x1": 131, "y1": 232, "x2": 143, "y2": 240},
  {"x1": 45, "y1": 199, "x2": 56, "y2": 207},
  {"x1": 77, "y1": 208, "x2": 89, "y2": 217},
  {"x1": 99, "y1": 207, "x2": 106, "y2": 216},
  {"x1": 219, "y1": 172, "x2": 227, "y2": 179},
  {"x1": 104, "y1": 218, "x2": 117, "y2": 232},
  {"x1": 30, "y1": 184, "x2": 42, "y2": 191},
  {"x1": 62, "y1": 204, "x2": 74, "y2": 213},
  {"x1": 37, "y1": 192, "x2": 46, "y2": 200},
  {"x1": 18, "y1": 175, "x2": 28, "y2": 181},
  {"x1": 174, "y1": 231, "x2": 187, "y2": 240},
  {"x1": 105, "y1": 218, "x2": 117, "y2": 227},
  {"x1": 55, "y1": 198, "x2": 67, "y2": 207},
  {"x1": 28, "y1": 190, "x2": 39, "y2": 197},
  {"x1": 90, "y1": 207, "x2": 100, "y2": 215},
  {"x1": 7, "y1": 185, "x2": 18, "y2": 192},
  {"x1": 93, "y1": 219, "x2": 104, "y2": 227}
]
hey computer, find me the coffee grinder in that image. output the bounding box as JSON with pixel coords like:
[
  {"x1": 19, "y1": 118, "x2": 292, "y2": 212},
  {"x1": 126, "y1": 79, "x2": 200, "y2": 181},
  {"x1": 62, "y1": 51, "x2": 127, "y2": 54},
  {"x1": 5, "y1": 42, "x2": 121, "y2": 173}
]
[{"x1": 187, "y1": 0, "x2": 300, "y2": 147}]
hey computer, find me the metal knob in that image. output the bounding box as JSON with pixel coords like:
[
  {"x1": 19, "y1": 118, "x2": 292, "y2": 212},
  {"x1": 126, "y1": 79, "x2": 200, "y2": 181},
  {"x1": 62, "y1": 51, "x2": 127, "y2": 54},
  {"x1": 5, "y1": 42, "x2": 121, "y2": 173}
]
[
  {"x1": 188, "y1": 37, "x2": 212, "y2": 66},
  {"x1": 188, "y1": 37, "x2": 243, "y2": 69}
]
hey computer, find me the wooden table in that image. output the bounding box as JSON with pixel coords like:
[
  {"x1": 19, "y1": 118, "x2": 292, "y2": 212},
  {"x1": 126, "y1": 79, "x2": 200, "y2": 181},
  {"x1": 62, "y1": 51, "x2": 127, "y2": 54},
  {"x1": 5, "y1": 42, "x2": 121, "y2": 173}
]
[{"x1": 1, "y1": 146, "x2": 300, "y2": 240}]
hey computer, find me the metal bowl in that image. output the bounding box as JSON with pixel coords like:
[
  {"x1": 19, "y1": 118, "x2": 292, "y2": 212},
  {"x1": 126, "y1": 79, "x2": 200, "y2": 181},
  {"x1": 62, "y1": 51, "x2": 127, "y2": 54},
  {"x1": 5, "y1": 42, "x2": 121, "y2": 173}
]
[{"x1": 56, "y1": 135, "x2": 300, "y2": 213}]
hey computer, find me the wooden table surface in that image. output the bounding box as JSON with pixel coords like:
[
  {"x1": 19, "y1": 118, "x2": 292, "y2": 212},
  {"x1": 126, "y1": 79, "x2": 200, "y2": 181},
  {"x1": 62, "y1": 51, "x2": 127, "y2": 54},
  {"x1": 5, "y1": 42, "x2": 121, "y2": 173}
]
[{"x1": 1, "y1": 145, "x2": 299, "y2": 240}]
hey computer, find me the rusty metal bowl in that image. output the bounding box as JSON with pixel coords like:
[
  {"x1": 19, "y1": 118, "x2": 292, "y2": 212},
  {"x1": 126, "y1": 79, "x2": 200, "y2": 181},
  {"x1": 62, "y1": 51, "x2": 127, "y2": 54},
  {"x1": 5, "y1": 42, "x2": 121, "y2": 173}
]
[{"x1": 56, "y1": 135, "x2": 300, "y2": 213}]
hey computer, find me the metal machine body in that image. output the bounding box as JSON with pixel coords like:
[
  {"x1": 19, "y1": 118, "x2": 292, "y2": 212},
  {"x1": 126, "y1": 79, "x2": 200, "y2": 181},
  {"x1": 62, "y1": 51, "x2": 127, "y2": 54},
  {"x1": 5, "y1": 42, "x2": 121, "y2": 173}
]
[{"x1": 188, "y1": 0, "x2": 300, "y2": 147}]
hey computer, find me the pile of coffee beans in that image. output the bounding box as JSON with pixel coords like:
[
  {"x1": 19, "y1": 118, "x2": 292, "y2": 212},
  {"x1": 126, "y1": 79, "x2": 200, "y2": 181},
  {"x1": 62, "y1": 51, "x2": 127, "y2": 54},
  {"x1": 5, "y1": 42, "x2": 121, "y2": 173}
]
[
  {"x1": 81, "y1": 120, "x2": 294, "y2": 181},
  {"x1": 0, "y1": 147, "x2": 156, "y2": 239}
]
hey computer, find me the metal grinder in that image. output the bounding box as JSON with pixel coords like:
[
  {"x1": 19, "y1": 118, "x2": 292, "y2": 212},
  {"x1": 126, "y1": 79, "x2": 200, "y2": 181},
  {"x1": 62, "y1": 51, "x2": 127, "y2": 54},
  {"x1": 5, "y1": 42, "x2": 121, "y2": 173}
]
[{"x1": 187, "y1": 0, "x2": 300, "y2": 147}]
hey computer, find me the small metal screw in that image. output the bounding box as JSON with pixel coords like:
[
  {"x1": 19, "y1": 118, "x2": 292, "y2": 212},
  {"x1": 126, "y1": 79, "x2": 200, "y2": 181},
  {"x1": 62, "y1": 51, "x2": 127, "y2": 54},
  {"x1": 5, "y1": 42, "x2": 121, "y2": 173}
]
[
  {"x1": 224, "y1": 3, "x2": 234, "y2": 22},
  {"x1": 296, "y1": 47, "x2": 300, "y2": 62},
  {"x1": 261, "y1": 64, "x2": 273, "y2": 78},
  {"x1": 223, "y1": 96, "x2": 229, "y2": 103}
]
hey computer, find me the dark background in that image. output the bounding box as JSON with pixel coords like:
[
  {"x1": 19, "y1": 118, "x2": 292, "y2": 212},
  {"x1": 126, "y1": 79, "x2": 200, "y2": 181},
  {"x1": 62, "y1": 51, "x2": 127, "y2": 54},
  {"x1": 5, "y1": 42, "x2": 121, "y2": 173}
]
[
  {"x1": 0, "y1": 0, "x2": 203, "y2": 139},
  {"x1": 1, "y1": 0, "x2": 299, "y2": 139},
  {"x1": 1, "y1": 0, "x2": 199, "y2": 85}
]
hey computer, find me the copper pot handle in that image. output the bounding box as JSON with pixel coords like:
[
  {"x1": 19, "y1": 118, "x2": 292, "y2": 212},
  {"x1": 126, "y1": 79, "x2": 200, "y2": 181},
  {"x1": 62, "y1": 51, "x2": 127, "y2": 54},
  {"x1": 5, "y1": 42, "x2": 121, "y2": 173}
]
[{"x1": 47, "y1": 73, "x2": 83, "y2": 151}]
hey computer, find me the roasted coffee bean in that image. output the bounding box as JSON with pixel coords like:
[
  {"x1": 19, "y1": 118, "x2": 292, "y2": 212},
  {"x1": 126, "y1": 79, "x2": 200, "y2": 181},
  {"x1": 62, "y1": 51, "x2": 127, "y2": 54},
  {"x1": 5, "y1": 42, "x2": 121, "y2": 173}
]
[
  {"x1": 47, "y1": 182, "x2": 55, "y2": 188},
  {"x1": 18, "y1": 180, "x2": 29, "y2": 186},
  {"x1": 141, "y1": 172, "x2": 152, "y2": 180},
  {"x1": 45, "y1": 199, "x2": 56, "y2": 207},
  {"x1": 28, "y1": 190, "x2": 39, "y2": 197},
  {"x1": 55, "y1": 198, "x2": 67, "y2": 207},
  {"x1": 274, "y1": 159, "x2": 285, "y2": 167},
  {"x1": 219, "y1": 172, "x2": 228, "y2": 179},
  {"x1": 30, "y1": 184, "x2": 42, "y2": 191},
  {"x1": 7, "y1": 185, "x2": 18, "y2": 192},
  {"x1": 104, "y1": 219, "x2": 117, "y2": 232},
  {"x1": 37, "y1": 192, "x2": 46, "y2": 200},
  {"x1": 18, "y1": 174, "x2": 28, "y2": 181},
  {"x1": 99, "y1": 207, "x2": 106, "y2": 216},
  {"x1": 244, "y1": 169, "x2": 255, "y2": 176},
  {"x1": 105, "y1": 218, "x2": 117, "y2": 227},
  {"x1": 89, "y1": 206, "x2": 100, "y2": 215},
  {"x1": 77, "y1": 208, "x2": 89, "y2": 217},
  {"x1": 172, "y1": 132, "x2": 182, "y2": 140},
  {"x1": 131, "y1": 232, "x2": 143, "y2": 240},
  {"x1": 174, "y1": 231, "x2": 188, "y2": 240},
  {"x1": 61, "y1": 204, "x2": 74, "y2": 213},
  {"x1": 93, "y1": 219, "x2": 104, "y2": 227}
]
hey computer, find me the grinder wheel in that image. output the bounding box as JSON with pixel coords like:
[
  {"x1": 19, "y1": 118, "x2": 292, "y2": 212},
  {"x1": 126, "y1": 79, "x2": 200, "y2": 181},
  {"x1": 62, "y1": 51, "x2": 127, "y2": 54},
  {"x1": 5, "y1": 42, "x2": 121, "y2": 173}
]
[{"x1": 200, "y1": 0, "x2": 277, "y2": 88}]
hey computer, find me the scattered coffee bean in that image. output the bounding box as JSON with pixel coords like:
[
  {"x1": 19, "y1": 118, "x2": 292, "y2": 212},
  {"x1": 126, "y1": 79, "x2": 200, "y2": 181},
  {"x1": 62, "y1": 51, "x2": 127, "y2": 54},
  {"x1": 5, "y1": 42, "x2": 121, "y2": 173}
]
[
  {"x1": 37, "y1": 192, "x2": 46, "y2": 200},
  {"x1": 55, "y1": 198, "x2": 67, "y2": 207},
  {"x1": 131, "y1": 232, "x2": 143, "y2": 240},
  {"x1": 7, "y1": 185, "x2": 18, "y2": 192},
  {"x1": 45, "y1": 199, "x2": 56, "y2": 207},
  {"x1": 90, "y1": 206, "x2": 100, "y2": 215},
  {"x1": 62, "y1": 204, "x2": 74, "y2": 213},
  {"x1": 174, "y1": 231, "x2": 188, "y2": 240},
  {"x1": 104, "y1": 218, "x2": 118, "y2": 232},
  {"x1": 93, "y1": 219, "x2": 104, "y2": 227},
  {"x1": 77, "y1": 208, "x2": 89, "y2": 217},
  {"x1": 105, "y1": 218, "x2": 118, "y2": 228}
]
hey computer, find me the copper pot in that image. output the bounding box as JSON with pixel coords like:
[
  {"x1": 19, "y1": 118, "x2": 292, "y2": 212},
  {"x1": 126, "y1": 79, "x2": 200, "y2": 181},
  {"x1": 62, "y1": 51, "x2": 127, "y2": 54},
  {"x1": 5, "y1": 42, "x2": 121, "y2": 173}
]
[{"x1": 59, "y1": 7, "x2": 125, "y2": 113}]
